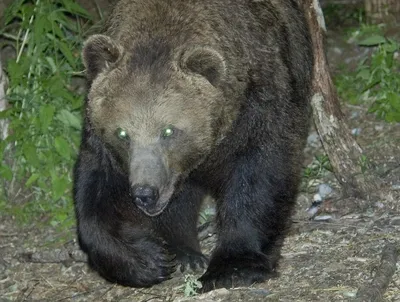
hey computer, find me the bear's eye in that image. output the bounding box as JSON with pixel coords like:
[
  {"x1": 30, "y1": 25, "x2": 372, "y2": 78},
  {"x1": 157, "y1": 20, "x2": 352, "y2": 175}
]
[
  {"x1": 161, "y1": 126, "x2": 174, "y2": 138},
  {"x1": 116, "y1": 127, "x2": 130, "y2": 141}
]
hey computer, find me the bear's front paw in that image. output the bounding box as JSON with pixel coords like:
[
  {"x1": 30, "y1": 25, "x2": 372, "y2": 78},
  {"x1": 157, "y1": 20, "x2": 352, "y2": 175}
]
[
  {"x1": 90, "y1": 237, "x2": 176, "y2": 288},
  {"x1": 198, "y1": 252, "x2": 277, "y2": 292},
  {"x1": 171, "y1": 246, "x2": 208, "y2": 274}
]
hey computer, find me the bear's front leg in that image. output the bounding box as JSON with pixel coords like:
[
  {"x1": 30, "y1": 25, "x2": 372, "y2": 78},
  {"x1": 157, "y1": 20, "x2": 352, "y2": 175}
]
[
  {"x1": 199, "y1": 150, "x2": 298, "y2": 292},
  {"x1": 154, "y1": 181, "x2": 209, "y2": 273},
  {"x1": 78, "y1": 217, "x2": 177, "y2": 287},
  {"x1": 74, "y1": 150, "x2": 176, "y2": 287}
]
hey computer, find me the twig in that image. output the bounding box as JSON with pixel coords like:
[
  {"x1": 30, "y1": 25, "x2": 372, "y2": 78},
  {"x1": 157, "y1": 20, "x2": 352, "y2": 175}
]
[
  {"x1": 19, "y1": 248, "x2": 87, "y2": 263},
  {"x1": 0, "y1": 232, "x2": 18, "y2": 237},
  {"x1": 355, "y1": 243, "x2": 399, "y2": 302}
]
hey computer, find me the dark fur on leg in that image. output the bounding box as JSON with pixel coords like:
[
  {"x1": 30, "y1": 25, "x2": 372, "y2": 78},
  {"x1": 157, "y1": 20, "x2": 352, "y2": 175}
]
[
  {"x1": 154, "y1": 182, "x2": 209, "y2": 273},
  {"x1": 74, "y1": 133, "x2": 176, "y2": 287},
  {"x1": 197, "y1": 82, "x2": 308, "y2": 291}
]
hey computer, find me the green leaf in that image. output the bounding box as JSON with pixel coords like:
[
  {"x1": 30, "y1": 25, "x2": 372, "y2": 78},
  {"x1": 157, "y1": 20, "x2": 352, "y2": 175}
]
[
  {"x1": 55, "y1": 212, "x2": 68, "y2": 223},
  {"x1": 56, "y1": 109, "x2": 82, "y2": 130},
  {"x1": 51, "y1": 10, "x2": 78, "y2": 33},
  {"x1": 58, "y1": 40, "x2": 77, "y2": 69},
  {"x1": 358, "y1": 35, "x2": 386, "y2": 46},
  {"x1": 7, "y1": 59, "x2": 28, "y2": 83},
  {"x1": 51, "y1": 21, "x2": 66, "y2": 39},
  {"x1": 39, "y1": 104, "x2": 56, "y2": 132},
  {"x1": 54, "y1": 136, "x2": 71, "y2": 159},
  {"x1": 51, "y1": 174, "x2": 69, "y2": 200},
  {"x1": 382, "y1": 40, "x2": 399, "y2": 53},
  {"x1": 3, "y1": 0, "x2": 25, "y2": 25},
  {"x1": 356, "y1": 68, "x2": 370, "y2": 80},
  {"x1": 25, "y1": 173, "x2": 40, "y2": 187},
  {"x1": 61, "y1": 0, "x2": 91, "y2": 18},
  {"x1": 71, "y1": 95, "x2": 84, "y2": 110},
  {"x1": 388, "y1": 94, "x2": 400, "y2": 111},
  {"x1": 45, "y1": 57, "x2": 57, "y2": 74},
  {"x1": 23, "y1": 144, "x2": 40, "y2": 167},
  {"x1": 0, "y1": 108, "x2": 12, "y2": 119},
  {"x1": 33, "y1": 13, "x2": 50, "y2": 44},
  {"x1": 0, "y1": 164, "x2": 13, "y2": 181}
]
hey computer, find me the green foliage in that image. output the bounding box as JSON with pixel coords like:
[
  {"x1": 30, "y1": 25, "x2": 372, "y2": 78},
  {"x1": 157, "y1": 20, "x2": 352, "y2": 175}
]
[
  {"x1": 335, "y1": 27, "x2": 400, "y2": 123},
  {"x1": 0, "y1": 0, "x2": 91, "y2": 227},
  {"x1": 358, "y1": 154, "x2": 371, "y2": 174},
  {"x1": 198, "y1": 206, "x2": 215, "y2": 225},
  {"x1": 182, "y1": 274, "x2": 202, "y2": 297},
  {"x1": 303, "y1": 155, "x2": 333, "y2": 189}
]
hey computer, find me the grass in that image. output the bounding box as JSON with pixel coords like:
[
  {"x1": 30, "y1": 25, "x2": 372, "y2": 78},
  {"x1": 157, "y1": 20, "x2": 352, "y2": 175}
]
[
  {"x1": 334, "y1": 24, "x2": 400, "y2": 123},
  {"x1": 0, "y1": 0, "x2": 92, "y2": 229}
]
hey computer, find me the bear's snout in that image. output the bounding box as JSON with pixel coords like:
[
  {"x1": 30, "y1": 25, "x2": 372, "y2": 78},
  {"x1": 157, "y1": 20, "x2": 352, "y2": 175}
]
[{"x1": 131, "y1": 184, "x2": 159, "y2": 208}]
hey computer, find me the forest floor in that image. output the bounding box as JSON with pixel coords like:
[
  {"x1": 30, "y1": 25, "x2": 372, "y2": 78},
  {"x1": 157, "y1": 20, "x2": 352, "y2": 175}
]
[{"x1": 1, "y1": 3, "x2": 400, "y2": 302}]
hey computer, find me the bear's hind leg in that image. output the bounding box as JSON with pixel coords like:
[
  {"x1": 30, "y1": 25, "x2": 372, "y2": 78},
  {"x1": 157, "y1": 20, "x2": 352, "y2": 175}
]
[{"x1": 154, "y1": 182, "x2": 208, "y2": 273}]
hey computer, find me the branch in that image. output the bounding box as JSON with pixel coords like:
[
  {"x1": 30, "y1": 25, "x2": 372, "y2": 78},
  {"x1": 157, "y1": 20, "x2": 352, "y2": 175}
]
[
  {"x1": 355, "y1": 243, "x2": 399, "y2": 302},
  {"x1": 19, "y1": 248, "x2": 87, "y2": 264}
]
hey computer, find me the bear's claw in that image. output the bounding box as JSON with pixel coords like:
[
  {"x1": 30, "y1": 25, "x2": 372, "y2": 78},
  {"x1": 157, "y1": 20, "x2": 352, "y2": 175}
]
[
  {"x1": 198, "y1": 252, "x2": 277, "y2": 292},
  {"x1": 171, "y1": 246, "x2": 209, "y2": 274}
]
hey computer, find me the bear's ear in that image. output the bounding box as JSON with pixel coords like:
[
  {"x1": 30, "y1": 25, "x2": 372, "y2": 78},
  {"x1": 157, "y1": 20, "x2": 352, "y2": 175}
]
[
  {"x1": 82, "y1": 34, "x2": 123, "y2": 81},
  {"x1": 180, "y1": 47, "x2": 226, "y2": 86}
]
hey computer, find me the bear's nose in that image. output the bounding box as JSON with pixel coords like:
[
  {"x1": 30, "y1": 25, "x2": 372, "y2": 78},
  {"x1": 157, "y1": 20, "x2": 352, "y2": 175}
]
[{"x1": 131, "y1": 184, "x2": 159, "y2": 207}]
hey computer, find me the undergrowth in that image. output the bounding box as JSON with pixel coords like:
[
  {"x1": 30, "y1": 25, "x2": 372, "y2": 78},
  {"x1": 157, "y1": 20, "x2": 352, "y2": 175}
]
[
  {"x1": 0, "y1": 2, "x2": 398, "y2": 230},
  {"x1": 335, "y1": 25, "x2": 400, "y2": 123},
  {"x1": 0, "y1": 0, "x2": 91, "y2": 229}
]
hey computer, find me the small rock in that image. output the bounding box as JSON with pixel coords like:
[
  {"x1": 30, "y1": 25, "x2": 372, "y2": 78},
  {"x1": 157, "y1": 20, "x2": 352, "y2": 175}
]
[
  {"x1": 333, "y1": 47, "x2": 343, "y2": 55},
  {"x1": 313, "y1": 193, "x2": 322, "y2": 202},
  {"x1": 318, "y1": 184, "x2": 333, "y2": 198},
  {"x1": 343, "y1": 291, "x2": 357, "y2": 298},
  {"x1": 204, "y1": 207, "x2": 216, "y2": 216},
  {"x1": 375, "y1": 125, "x2": 384, "y2": 131},
  {"x1": 248, "y1": 289, "x2": 271, "y2": 296},
  {"x1": 313, "y1": 215, "x2": 333, "y2": 221},
  {"x1": 350, "y1": 111, "x2": 360, "y2": 119},
  {"x1": 351, "y1": 128, "x2": 361, "y2": 136},
  {"x1": 306, "y1": 204, "x2": 320, "y2": 216},
  {"x1": 307, "y1": 132, "x2": 320, "y2": 146},
  {"x1": 391, "y1": 184, "x2": 400, "y2": 191},
  {"x1": 390, "y1": 216, "x2": 400, "y2": 225},
  {"x1": 174, "y1": 288, "x2": 231, "y2": 302}
]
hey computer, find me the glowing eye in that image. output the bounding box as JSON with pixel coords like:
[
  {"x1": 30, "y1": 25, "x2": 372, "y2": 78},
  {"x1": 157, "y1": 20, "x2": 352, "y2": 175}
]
[
  {"x1": 162, "y1": 127, "x2": 174, "y2": 138},
  {"x1": 116, "y1": 128, "x2": 129, "y2": 140}
]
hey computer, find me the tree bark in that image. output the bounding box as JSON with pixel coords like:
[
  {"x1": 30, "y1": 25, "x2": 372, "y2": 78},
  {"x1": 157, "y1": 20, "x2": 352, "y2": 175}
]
[
  {"x1": 300, "y1": 0, "x2": 380, "y2": 199},
  {"x1": 356, "y1": 243, "x2": 399, "y2": 302},
  {"x1": 0, "y1": 54, "x2": 8, "y2": 141},
  {"x1": 364, "y1": 0, "x2": 400, "y2": 24}
]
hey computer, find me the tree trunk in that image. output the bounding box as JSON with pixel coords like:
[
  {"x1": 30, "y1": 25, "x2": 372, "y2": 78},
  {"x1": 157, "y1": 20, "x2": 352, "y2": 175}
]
[
  {"x1": 300, "y1": 0, "x2": 380, "y2": 199},
  {"x1": 364, "y1": 0, "x2": 400, "y2": 24},
  {"x1": 0, "y1": 54, "x2": 8, "y2": 140}
]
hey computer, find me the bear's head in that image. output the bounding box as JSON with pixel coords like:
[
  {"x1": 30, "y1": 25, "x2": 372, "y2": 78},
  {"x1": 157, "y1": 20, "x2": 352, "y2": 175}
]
[{"x1": 82, "y1": 35, "x2": 229, "y2": 216}]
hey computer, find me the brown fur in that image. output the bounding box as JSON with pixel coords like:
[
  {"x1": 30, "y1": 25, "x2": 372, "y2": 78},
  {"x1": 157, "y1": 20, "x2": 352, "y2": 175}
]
[{"x1": 75, "y1": 0, "x2": 313, "y2": 291}]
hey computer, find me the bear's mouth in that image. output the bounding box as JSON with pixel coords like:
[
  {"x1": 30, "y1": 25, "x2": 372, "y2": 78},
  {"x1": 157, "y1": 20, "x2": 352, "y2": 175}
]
[{"x1": 134, "y1": 174, "x2": 179, "y2": 217}]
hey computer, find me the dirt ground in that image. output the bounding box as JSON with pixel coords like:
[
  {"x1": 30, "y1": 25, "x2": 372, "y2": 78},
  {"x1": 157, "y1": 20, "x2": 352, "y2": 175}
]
[{"x1": 1, "y1": 2, "x2": 400, "y2": 302}]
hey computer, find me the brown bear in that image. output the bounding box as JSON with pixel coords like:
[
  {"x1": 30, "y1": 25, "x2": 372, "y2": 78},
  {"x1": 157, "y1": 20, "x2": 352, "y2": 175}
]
[{"x1": 74, "y1": 0, "x2": 313, "y2": 292}]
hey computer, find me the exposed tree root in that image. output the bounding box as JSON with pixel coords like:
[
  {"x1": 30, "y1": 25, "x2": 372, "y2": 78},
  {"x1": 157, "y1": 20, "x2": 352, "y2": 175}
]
[{"x1": 356, "y1": 243, "x2": 399, "y2": 302}]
